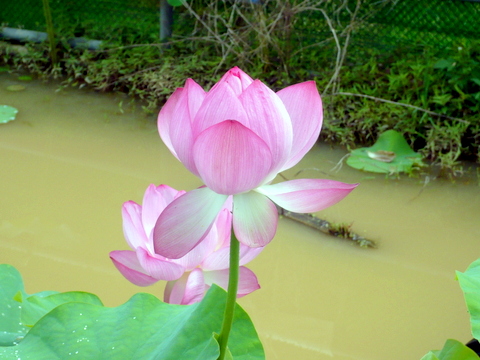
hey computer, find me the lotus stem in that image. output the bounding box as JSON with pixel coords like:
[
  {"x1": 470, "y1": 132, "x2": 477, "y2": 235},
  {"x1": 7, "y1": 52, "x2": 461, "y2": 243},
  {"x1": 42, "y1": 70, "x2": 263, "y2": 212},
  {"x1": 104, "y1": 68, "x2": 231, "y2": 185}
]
[{"x1": 217, "y1": 230, "x2": 240, "y2": 360}]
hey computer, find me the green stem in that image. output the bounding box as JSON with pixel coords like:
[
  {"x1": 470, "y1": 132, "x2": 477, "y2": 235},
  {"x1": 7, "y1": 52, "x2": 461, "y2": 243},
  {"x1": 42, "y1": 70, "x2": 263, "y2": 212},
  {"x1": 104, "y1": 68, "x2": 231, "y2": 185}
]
[
  {"x1": 217, "y1": 230, "x2": 240, "y2": 360},
  {"x1": 42, "y1": 0, "x2": 58, "y2": 65}
]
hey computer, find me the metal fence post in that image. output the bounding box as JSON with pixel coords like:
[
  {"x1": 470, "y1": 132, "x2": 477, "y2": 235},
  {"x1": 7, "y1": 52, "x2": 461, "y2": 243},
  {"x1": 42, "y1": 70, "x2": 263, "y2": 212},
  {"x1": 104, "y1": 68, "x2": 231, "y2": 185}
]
[{"x1": 160, "y1": 0, "x2": 173, "y2": 41}]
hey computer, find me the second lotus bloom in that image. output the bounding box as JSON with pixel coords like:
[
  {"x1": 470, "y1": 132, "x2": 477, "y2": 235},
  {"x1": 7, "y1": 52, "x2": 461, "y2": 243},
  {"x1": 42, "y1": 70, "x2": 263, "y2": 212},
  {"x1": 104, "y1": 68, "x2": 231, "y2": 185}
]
[
  {"x1": 110, "y1": 184, "x2": 262, "y2": 305},
  {"x1": 155, "y1": 67, "x2": 357, "y2": 259}
]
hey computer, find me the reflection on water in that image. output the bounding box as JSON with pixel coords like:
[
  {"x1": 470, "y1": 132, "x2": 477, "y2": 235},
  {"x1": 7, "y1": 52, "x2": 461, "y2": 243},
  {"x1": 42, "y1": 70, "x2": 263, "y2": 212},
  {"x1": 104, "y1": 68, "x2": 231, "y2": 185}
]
[{"x1": 1, "y1": 74, "x2": 479, "y2": 359}]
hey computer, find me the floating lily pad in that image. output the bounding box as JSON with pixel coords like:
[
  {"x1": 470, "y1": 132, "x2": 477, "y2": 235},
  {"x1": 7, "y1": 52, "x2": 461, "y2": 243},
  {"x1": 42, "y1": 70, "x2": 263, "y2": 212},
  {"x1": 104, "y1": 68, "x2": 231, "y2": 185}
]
[
  {"x1": 0, "y1": 66, "x2": 9, "y2": 73},
  {"x1": 6, "y1": 85, "x2": 26, "y2": 92},
  {"x1": 0, "y1": 105, "x2": 18, "y2": 124},
  {"x1": 17, "y1": 75, "x2": 32, "y2": 82},
  {"x1": 346, "y1": 130, "x2": 423, "y2": 174}
]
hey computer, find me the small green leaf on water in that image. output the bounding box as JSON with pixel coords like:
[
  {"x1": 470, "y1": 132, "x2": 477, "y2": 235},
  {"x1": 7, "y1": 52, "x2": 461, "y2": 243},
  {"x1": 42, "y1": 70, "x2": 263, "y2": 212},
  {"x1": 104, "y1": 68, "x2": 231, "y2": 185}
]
[
  {"x1": 17, "y1": 76, "x2": 33, "y2": 82},
  {"x1": 0, "y1": 105, "x2": 19, "y2": 124},
  {"x1": 6, "y1": 85, "x2": 26, "y2": 92},
  {"x1": 346, "y1": 130, "x2": 423, "y2": 174},
  {"x1": 0, "y1": 66, "x2": 9, "y2": 73}
]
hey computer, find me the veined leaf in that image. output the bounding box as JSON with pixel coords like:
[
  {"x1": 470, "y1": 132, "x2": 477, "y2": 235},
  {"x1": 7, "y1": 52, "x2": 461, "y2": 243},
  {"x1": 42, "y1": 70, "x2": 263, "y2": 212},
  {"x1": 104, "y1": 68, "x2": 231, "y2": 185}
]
[
  {"x1": 0, "y1": 264, "x2": 264, "y2": 359},
  {"x1": 346, "y1": 130, "x2": 423, "y2": 174}
]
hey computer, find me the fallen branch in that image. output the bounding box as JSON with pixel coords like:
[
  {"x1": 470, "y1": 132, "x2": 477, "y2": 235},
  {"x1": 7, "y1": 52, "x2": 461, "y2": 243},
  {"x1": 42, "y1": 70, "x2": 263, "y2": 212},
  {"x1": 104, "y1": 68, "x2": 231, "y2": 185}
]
[{"x1": 277, "y1": 205, "x2": 376, "y2": 248}]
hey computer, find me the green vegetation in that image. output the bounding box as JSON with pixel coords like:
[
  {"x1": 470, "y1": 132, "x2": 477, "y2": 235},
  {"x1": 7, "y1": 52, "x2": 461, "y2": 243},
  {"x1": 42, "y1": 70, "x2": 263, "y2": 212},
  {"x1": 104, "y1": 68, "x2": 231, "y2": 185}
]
[
  {"x1": 0, "y1": 105, "x2": 19, "y2": 123},
  {"x1": 0, "y1": 264, "x2": 264, "y2": 359},
  {"x1": 0, "y1": 0, "x2": 478, "y2": 172},
  {"x1": 346, "y1": 130, "x2": 424, "y2": 174}
]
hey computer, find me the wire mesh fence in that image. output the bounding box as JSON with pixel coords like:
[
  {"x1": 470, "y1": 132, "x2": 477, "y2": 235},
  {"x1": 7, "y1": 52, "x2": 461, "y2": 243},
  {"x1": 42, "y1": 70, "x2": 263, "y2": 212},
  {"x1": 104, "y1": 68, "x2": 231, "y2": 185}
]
[
  {"x1": 0, "y1": 0, "x2": 479, "y2": 51},
  {"x1": 0, "y1": 0, "x2": 160, "y2": 43},
  {"x1": 363, "y1": 0, "x2": 480, "y2": 49}
]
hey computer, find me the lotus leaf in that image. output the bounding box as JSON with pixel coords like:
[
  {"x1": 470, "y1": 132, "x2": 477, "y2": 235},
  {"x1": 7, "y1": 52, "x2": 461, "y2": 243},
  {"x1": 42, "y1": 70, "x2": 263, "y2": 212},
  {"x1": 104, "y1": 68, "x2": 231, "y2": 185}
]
[
  {"x1": 346, "y1": 130, "x2": 423, "y2": 174},
  {"x1": 420, "y1": 339, "x2": 479, "y2": 360},
  {"x1": 6, "y1": 85, "x2": 25, "y2": 92},
  {"x1": 0, "y1": 264, "x2": 264, "y2": 360},
  {"x1": 457, "y1": 258, "x2": 480, "y2": 341},
  {"x1": 0, "y1": 105, "x2": 18, "y2": 124}
]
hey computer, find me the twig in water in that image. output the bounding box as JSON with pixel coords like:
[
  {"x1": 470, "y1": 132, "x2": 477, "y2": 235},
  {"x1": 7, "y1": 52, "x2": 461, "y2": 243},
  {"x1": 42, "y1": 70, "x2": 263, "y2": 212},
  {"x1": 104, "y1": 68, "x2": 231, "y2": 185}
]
[
  {"x1": 330, "y1": 153, "x2": 350, "y2": 173},
  {"x1": 293, "y1": 167, "x2": 331, "y2": 178},
  {"x1": 277, "y1": 205, "x2": 376, "y2": 248},
  {"x1": 408, "y1": 175, "x2": 431, "y2": 203}
]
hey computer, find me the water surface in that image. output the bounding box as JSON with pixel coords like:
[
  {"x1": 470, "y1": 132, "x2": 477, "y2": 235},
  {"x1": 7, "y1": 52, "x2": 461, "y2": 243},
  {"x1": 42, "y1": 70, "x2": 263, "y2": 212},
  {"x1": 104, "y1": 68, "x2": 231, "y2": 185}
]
[{"x1": 1, "y1": 74, "x2": 479, "y2": 359}]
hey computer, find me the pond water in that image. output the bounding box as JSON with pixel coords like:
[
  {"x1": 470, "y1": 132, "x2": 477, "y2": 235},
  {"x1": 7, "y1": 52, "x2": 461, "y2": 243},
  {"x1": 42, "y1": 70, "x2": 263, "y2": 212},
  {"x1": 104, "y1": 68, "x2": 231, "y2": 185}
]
[{"x1": 1, "y1": 73, "x2": 479, "y2": 359}]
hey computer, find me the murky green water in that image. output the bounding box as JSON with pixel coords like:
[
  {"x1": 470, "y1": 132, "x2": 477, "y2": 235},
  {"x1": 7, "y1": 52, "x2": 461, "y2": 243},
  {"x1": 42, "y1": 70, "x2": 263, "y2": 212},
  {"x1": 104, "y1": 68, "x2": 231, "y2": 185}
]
[{"x1": 1, "y1": 74, "x2": 479, "y2": 359}]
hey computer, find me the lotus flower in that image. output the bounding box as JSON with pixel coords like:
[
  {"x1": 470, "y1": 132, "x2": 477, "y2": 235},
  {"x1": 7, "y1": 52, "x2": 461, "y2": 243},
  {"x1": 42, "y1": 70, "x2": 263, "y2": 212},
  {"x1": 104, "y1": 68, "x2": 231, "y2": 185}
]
[
  {"x1": 110, "y1": 184, "x2": 262, "y2": 305},
  {"x1": 155, "y1": 67, "x2": 357, "y2": 259}
]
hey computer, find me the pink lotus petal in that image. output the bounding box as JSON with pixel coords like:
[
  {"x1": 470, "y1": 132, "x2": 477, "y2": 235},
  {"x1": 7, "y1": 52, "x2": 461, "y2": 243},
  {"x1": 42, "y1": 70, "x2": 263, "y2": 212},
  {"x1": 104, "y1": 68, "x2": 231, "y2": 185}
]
[
  {"x1": 200, "y1": 246, "x2": 230, "y2": 271},
  {"x1": 184, "y1": 78, "x2": 207, "y2": 120},
  {"x1": 203, "y1": 267, "x2": 260, "y2": 297},
  {"x1": 164, "y1": 269, "x2": 205, "y2": 305},
  {"x1": 158, "y1": 88, "x2": 182, "y2": 158},
  {"x1": 201, "y1": 242, "x2": 264, "y2": 271},
  {"x1": 153, "y1": 187, "x2": 228, "y2": 259},
  {"x1": 142, "y1": 184, "x2": 185, "y2": 242},
  {"x1": 168, "y1": 79, "x2": 206, "y2": 176},
  {"x1": 122, "y1": 201, "x2": 148, "y2": 250},
  {"x1": 238, "y1": 244, "x2": 264, "y2": 266},
  {"x1": 239, "y1": 79, "x2": 293, "y2": 175},
  {"x1": 203, "y1": 269, "x2": 228, "y2": 290},
  {"x1": 232, "y1": 191, "x2": 278, "y2": 247},
  {"x1": 277, "y1": 81, "x2": 323, "y2": 170},
  {"x1": 182, "y1": 269, "x2": 206, "y2": 305},
  {"x1": 171, "y1": 225, "x2": 219, "y2": 271},
  {"x1": 215, "y1": 66, "x2": 254, "y2": 96},
  {"x1": 110, "y1": 250, "x2": 159, "y2": 286},
  {"x1": 237, "y1": 266, "x2": 261, "y2": 297},
  {"x1": 215, "y1": 206, "x2": 233, "y2": 249},
  {"x1": 193, "y1": 120, "x2": 273, "y2": 195},
  {"x1": 136, "y1": 247, "x2": 185, "y2": 281},
  {"x1": 192, "y1": 81, "x2": 249, "y2": 139},
  {"x1": 141, "y1": 184, "x2": 184, "y2": 242},
  {"x1": 257, "y1": 179, "x2": 358, "y2": 213}
]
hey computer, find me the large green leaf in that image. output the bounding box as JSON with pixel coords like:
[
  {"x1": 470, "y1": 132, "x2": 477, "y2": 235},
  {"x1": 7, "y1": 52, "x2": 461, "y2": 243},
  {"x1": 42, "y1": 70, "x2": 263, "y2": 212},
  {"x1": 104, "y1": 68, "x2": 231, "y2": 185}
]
[
  {"x1": 0, "y1": 264, "x2": 102, "y2": 346},
  {"x1": 457, "y1": 258, "x2": 480, "y2": 340},
  {"x1": 0, "y1": 264, "x2": 264, "y2": 360},
  {"x1": 346, "y1": 130, "x2": 423, "y2": 174},
  {"x1": 14, "y1": 290, "x2": 103, "y2": 327},
  {"x1": 0, "y1": 105, "x2": 18, "y2": 124},
  {"x1": 420, "y1": 339, "x2": 479, "y2": 360},
  {"x1": 0, "y1": 264, "x2": 29, "y2": 346}
]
